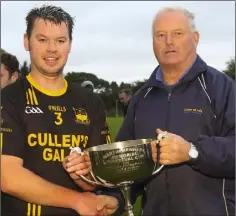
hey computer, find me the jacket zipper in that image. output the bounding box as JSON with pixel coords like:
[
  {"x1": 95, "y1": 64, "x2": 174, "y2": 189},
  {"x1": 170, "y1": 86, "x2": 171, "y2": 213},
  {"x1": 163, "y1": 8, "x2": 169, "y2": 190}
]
[{"x1": 166, "y1": 91, "x2": 172, "y2": 212}]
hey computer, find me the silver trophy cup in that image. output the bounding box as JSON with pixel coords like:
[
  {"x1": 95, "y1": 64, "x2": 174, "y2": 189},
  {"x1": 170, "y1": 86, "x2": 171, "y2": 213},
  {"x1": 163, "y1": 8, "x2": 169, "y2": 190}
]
[{"x1": 70, "y1": 133, "x2": 167, "y2": 216}]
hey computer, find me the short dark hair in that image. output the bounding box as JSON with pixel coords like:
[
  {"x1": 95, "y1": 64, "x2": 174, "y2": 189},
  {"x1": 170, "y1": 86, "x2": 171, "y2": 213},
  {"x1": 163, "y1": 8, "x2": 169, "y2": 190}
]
[
  {"x1": 1, "y1": 52, "x2": 19, "y2": 77},
  {"x1": 26, "y1": 5, "x2": 75, "y2": 40},
  {"x1": 119, "y1": 89, "x2": 132, "y2": 96}
]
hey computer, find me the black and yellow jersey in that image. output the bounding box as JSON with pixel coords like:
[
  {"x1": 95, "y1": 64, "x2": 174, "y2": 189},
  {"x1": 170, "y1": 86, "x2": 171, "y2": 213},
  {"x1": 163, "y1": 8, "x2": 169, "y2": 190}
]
[{"x1": 1, "y1": 74, "x2": 111, "y2": 216}]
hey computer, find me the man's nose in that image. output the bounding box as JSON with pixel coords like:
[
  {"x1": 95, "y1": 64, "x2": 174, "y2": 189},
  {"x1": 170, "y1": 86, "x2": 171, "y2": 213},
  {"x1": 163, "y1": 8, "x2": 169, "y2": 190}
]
[
  {"x1": 165, "y1": 34, "x2": 174, "y2": 45},
  {"x1": 46, "y1": 40, "x2": 57, "y2": 52}
]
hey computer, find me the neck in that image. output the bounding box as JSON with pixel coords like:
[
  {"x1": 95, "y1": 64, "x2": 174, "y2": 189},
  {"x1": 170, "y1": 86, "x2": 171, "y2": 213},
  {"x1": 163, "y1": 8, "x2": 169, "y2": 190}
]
[
  {"x1": 29, "y1": 70, "x2": 66, "y2": 93},
  {"x1": 161, "y1": 53, "x2": 197, "y2": 85}
]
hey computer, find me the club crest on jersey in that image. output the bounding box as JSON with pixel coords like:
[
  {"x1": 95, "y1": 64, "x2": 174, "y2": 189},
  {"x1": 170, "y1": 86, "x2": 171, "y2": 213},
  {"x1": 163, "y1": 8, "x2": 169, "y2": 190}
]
[{"x1": 72, "y1": 108, "x2": 90, "y2": 125}]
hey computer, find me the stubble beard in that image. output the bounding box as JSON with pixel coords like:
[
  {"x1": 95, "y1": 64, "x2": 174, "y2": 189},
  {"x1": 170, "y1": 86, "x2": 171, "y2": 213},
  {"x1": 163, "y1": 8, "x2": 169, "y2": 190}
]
[
  {"x1": 40, "y1": 66, "x2": 64, "y2": 78},
  {"x1": 28, "y1": 43, "x2": 66, "y2": 78}
]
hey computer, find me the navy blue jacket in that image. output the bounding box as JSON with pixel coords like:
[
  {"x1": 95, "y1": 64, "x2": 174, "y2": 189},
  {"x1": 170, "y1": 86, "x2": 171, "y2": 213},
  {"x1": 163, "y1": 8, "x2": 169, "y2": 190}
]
[{"x1": 116, "y1": 56, "x2": 235, "y2": 216}]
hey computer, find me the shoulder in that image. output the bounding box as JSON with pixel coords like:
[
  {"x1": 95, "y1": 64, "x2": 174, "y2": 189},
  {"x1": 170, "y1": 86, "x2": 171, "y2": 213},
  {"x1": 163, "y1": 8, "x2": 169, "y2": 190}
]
[
  {"x1": 205, "y1": 65, "x2": 234, "y2": 85},
  {"x1": 131, "y1": 86, "x2": 150, "y2": 104},
  {"x1": 204, "y1": 65, "x2": 235, "y2": 108},
  {"x1": 1, "y1": 77, "x2": 27, "y2": 105},
  {"x1": 68, "y1": 83, "x2": 104, "y2": 108}
]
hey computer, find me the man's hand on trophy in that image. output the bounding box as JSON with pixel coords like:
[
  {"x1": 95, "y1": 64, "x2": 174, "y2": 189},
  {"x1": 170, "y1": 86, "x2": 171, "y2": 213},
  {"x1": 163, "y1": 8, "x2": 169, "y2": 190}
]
[
  {"x1": 151, "y1": 128, "x2": 191, "y2": 165},
  {"x1": 74, "y1": 192, "x2": 118, "y2": 216},
  {"x1": 63, "y1": 152, "x2": 91, "y2": 179}
]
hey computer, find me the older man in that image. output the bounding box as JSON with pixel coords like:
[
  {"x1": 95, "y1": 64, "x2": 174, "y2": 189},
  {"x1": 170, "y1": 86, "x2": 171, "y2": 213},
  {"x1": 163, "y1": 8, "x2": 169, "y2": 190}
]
[{"x1": 116, "y1": 7, "x2": 235, "y2": 216}]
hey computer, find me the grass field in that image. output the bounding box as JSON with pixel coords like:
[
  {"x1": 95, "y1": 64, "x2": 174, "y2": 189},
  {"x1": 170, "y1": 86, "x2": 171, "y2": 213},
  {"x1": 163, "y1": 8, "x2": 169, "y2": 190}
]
[
  {"x1": 107, "y1": 117, "x2": 124, "y2": 142},
  {"x1": 107, "y1": 117, "x2": 142, "y2": 216}
]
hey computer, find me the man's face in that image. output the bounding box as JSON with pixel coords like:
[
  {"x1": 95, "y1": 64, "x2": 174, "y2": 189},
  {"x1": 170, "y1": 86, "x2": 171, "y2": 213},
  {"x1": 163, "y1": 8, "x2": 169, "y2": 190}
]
[
  {"x1": 24, "y1": 18, "x2": 72, "y2": 77},
  {"x1": 152, "y1": 11, "x2": 199, "y2": 66},
  {"x1": 119, "y1": 92, "x2": 130, "y2": 105},
  {"x1": 0, "y1": 64, "x2": 18, "y2": 89}
]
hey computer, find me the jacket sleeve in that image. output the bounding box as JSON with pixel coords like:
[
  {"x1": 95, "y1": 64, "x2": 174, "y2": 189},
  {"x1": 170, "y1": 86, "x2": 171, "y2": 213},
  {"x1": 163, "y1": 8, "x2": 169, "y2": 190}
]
[{"x1": 190, "y1": 74, "x2": 235, "y2": 179}]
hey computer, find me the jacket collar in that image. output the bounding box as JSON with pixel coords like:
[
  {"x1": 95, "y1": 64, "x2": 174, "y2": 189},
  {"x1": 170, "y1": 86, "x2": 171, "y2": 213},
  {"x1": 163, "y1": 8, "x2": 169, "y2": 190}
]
[{"x1": 141, "y1": 55, "x2": 208, "y2": 90}]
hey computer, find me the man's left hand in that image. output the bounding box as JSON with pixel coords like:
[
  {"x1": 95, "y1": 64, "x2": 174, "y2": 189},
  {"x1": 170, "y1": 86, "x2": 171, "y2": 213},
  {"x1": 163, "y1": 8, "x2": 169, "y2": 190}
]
[
  {"x1": 97, "y1": 195, "x2": 119, "y2": 216},
  {"x1": 151, "y1": 129, "x2": 191, "y2": 165}
]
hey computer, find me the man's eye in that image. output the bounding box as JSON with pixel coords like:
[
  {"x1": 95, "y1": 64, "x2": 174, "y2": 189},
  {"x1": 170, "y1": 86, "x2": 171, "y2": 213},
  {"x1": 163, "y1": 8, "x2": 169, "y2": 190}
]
[
  {"x1": 58, "y1": 40, "x2": 65, "y2": 44},
  {"x1": 174, "y1": 32, "x2": 182, "y2": 36},
  {"x1": 38, "y1": 39, "x2": 46, "y2": 42}
]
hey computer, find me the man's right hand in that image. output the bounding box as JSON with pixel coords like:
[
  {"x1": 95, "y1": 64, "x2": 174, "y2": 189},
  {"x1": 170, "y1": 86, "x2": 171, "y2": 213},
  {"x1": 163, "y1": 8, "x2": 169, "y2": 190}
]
[
  {"x1": 74, "y1": 192, "x2": 119, "y2": 216},
  {"x1": 63, "y1": 151, "x2": 97, "y2": 191},
  {"x1": 63, "y1": 152, "x2": 91, "y2": 179}
]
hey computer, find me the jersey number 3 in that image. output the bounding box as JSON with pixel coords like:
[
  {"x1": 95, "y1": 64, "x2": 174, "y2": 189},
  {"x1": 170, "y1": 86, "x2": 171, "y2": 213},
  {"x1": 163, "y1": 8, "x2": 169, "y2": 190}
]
[{"x1": 54, "y1": 112, "x2": 63, "y2": 125}]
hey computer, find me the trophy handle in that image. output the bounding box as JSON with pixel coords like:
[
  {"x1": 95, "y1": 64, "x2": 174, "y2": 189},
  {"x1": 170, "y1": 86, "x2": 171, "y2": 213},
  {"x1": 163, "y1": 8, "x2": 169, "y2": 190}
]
[
  {"x1": 69, "y1": 147, "x2": 106, "y2": 186},
  {"x1": 152, "y1": 132, "x2": 168, "y2": 175},
  {"x1": 79, "y1": 172, "x2": 105, "y2": 186}
]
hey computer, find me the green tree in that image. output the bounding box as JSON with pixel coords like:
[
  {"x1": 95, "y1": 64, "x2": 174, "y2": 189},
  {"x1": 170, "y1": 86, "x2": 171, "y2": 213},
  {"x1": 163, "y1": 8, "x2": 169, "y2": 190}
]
[
  {"x1": 65, "y1": 72, "x2": 110, "y2": 92},
  {"x1": 0, "y1": 48, "x2": 5, "y2": 53},
  {"x1": 131, "y1": 79, "x2": 147, "y2": 94},
  {"x1": 119, "y1": 82, "x2": 131, "y2": 90},
  {"x1": 20, "y1": 61, "x2": 30, "y2": 76},
  {"x1": 110, "y1": 81, "x2": 119, "y2": 94},
  {"x1": 65, "y1": 71, "x2": 149, "y2": 116},
  {"x1": 223, "y1": 58, "x2": 235, "y2": 80}
]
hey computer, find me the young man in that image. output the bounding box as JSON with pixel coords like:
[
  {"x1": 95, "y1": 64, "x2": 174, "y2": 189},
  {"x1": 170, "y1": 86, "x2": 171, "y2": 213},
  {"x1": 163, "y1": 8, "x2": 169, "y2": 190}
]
[
  {"x1": 1, "y1": 52, "x2": 19, "y2": 89},
  {"x1": 116, "y1": 7, "x2": 235, "y2": 216},
  {"x1": 1, "y1": 5, "x2": 119, "y2": 216}
]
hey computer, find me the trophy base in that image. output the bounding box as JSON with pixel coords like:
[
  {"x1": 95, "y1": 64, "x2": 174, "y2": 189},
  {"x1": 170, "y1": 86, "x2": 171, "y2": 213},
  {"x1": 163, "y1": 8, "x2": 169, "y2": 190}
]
[{"x1": 119, "y1": 182, "x2": 135, "y2": 216}]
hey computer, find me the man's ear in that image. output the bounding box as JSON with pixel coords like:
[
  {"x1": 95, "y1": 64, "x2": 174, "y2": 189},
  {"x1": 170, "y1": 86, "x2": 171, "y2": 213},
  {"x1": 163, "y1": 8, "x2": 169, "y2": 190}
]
[
  {"x1": 193, "y1": 31, "x2": 199, "y2": 47},
  {"x1": 24, "y1": 33, "x2": 30, "y2": 51},
  {"x1": 10, "y1": 71, "x2": 19, "y2": 83}
]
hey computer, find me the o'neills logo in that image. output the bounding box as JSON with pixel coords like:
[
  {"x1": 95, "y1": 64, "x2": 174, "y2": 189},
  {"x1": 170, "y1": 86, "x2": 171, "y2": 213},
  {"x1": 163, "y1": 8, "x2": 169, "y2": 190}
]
[{"x1": 27, "y1": 133, "x2": 88, "y2": 162}]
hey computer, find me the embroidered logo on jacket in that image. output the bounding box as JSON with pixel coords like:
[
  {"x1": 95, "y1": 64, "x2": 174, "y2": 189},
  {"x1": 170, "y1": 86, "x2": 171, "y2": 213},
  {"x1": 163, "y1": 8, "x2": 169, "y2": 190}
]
[{"x1": 184, "y1": 108, "x2": 203, "y2": 115}]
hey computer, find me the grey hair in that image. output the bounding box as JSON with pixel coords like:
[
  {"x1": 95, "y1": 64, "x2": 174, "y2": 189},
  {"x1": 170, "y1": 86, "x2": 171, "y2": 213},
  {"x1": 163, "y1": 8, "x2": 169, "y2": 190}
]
[{"x1": 152, "y1": 7, "x2": 197, "y2": 34}]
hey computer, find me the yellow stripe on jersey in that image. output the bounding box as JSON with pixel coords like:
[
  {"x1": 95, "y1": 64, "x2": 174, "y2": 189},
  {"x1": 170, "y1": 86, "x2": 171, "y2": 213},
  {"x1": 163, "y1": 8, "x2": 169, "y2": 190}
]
[
  {"x1": 27, "y1": 203, "x2": 31, "y2": 216},
  {"x1": 26, "y1": 74, "x2": 68, "y2": 97},
  {"x1": 32, "y1": 204, "x2": 36, "y2": 216},
  {"x1": 27, "y1": 203, "x2": 41, "y2": 216},
  {"x1": 106, "y1": 134, "x2": 112, "y2": 144},
  {"x1": 37, "y1": 205, "x2": 41, "y2": 216},
  {"x1": 26, "y1": 92, "x2": 30, "y2": 105},
  {"x1": 31, "y1": 86, "x2": 39, "y2": 105},
  {"x1": 0, "y1": 133, "x2": 3, "y2": 151},
  {"x1": 28, "y1": 89, "x2": 34, "y2": 105}
]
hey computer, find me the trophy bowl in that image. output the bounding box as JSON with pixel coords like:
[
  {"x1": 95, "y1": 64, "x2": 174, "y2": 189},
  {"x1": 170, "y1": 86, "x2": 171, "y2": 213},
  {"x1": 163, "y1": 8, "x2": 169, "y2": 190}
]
[
  {"x1": 77, "y1": 138, "x2": 165, "y2": 216},
  {"x1": 86, "y1": 139, "x2": 159, "y2": 185}
]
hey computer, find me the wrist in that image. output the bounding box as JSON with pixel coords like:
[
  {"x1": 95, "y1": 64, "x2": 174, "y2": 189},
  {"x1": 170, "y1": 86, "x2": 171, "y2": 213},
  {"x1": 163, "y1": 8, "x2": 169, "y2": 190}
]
[
  {"x1": 66, "y1": 190, "x2": 83, "y2": 210},
  {"x1": 187, "y1": 142, "x2": 199, "y2": 162}
]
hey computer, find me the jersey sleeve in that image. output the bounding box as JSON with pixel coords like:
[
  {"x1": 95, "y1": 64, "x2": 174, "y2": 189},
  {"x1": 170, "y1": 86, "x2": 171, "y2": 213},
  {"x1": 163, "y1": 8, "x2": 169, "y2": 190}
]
[
  {"x1": 88, "y1": 95, "x2": 112, "y2": 147},
  {"x1": 1, "y1": 87, "x2": 26, "y2": 158}
]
